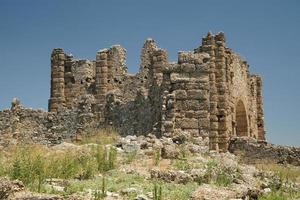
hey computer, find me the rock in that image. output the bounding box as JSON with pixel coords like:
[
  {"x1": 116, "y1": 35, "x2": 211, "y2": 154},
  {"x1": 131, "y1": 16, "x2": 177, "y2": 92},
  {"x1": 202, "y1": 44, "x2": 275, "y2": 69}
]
[
  {"x1": 191, "y1": 184, "x2": 236, "y2": 200},
  {"x1": 263, "y1": 188, "x2": 271, "y2": 194},
  {"x1": 123, "y1": 143, "x2": 140, "y2": 153},
  {"x1": 121, "y1": 187, "x2": 139, "y2": 195},
  {"x1": 0, "y1": 177, "x2": 25, "y2": 199},
  {"x1": 135, "y1": 194, "x2": 149, "y2": 200},
  {"x1": 229, "y1": 138, "x2": 300, "y2": 166},
  {"x1": 161, "y1": 144, "x2": 179, "y2": 159},
  {"x1": 191, "y1": 184, "x2": 260, "y2": 200},
  {"x1": 11, "y1": 98, "x2": 21, "y2": 110},
  {"x1": 12, "y1": 192, "x2": 64, "y2": 200},
  {"x1": 150, "y1": 169, "x2": 191, "y2": 184},
  {"x1": 172, "y1": 134, "x2": 187, "y2": 144}
]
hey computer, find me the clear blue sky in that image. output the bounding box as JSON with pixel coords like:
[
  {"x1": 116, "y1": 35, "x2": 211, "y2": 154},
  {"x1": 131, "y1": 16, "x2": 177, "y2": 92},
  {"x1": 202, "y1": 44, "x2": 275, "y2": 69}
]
[{"x1": 0, "y1": 0, "x2": 299, "y2": 146}]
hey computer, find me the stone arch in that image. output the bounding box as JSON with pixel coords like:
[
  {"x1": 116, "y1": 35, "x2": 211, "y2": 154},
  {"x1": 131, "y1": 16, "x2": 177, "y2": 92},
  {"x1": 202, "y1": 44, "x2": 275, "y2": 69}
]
[{"x1": 235, "y1": 100, "x2": 248, "y2": 137}]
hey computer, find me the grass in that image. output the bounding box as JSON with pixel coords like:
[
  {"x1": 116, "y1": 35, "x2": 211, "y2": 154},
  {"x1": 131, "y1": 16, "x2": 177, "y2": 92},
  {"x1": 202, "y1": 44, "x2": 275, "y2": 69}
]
[
  {"x1": 95, "y1": 146, "x2": 118, "y2": 173},
  {"x1": 79, "y1": 127, "x2": 119, "y2": 145},
  {"x1": 0, "y1": 129, "x2": 119, "y2": 192},
  {"x1": 256, "y1": 163, "x2": 300, "y2": 200},
  {"x1": 93, "y1": 176, "x2": 107, "y2": 200},
  {"x1": 64, "y1": 170, "x2": 198, "y2": 200},
  {"x1": 159, "y1": 181, "x2": 198, "y2": 200},
  {"x1": 255, "y1": 163, "x2": 300, "y2": 183},
  {"x1": 124, "y1": 150, "x2": 139, "y2": 164},
  {"x1": 153, "y1": 182, "x2": 162, "y2": 200},
  {"x1": 1, "y1": 128, "x2": 298, "y2": 200},
  {"x1": 259, "y1": 188, "x2": 300, "y2": 200},
  {"x1": 173, "y1": 159, "x2": 192, "y2": 171},
  {"x1": 153, "y1": 148, "x2": 161, "y2": 166}
]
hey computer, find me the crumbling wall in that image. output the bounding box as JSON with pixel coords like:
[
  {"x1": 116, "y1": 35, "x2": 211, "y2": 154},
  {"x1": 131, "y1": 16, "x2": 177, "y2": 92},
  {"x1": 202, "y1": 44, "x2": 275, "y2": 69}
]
[
  {"x1": 0, "y1": 98, "x2": 97, "y2": 146},
  {"x1": 160, "y1": 51, "x2": 211, "y2": 140},
  {"x1": 195, "y1": 32, "x2": 266, "y2": 151},
  {"x1": 229, "y1": 138, "x2": 300, "y2": 166},
  {"x1": 104, "y1": 41, "x2": 168, "y2": 136},
  {"x1": 3, "y1": 32, "x2": 266, "y2": 151}
]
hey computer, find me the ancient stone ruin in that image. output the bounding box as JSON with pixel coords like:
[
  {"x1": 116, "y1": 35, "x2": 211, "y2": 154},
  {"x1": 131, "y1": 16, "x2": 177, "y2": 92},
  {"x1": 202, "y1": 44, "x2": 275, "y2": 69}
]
[{"x1": 47, "y1": 32, "x2": 265, "y2": 151}]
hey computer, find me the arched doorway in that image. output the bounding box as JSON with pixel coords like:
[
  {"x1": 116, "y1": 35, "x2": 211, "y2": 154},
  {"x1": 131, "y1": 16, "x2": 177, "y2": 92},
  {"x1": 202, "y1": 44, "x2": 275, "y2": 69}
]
[{"x1": 235, "y1": 100, "x2": 248, "y2": 137}]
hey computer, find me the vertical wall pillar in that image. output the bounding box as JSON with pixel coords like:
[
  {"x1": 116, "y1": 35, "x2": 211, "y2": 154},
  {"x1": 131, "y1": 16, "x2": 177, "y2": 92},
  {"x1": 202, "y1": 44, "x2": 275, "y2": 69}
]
[
  {"x1": 95, "y1": 49, "x2": 109, "y2": 122},
  {"x1": 202, "y1": 32, "x2": 219, "y2": 151},
  {"x1": 215, "y1": 32, "x2": 230, "y2": 151},
  {"x1": 149, "y1": 48, "x2": 168, "y2": 135},
  {"x1": 49, "y1": 48, "x2": 66, "y2": 112},
  {"x1": 256, "y1": 76, "x2": 265, "y2": 140},
  {"x1": 152, "y1": 49, "x2": 168, "y2": 86}
]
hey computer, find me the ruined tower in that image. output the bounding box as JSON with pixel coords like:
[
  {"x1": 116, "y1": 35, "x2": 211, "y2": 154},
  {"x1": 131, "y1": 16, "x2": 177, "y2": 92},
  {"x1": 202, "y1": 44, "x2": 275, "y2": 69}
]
[
  {"x1": 49, "y1": 48, "x2": 66, "y2": 112},
  {"x1": 48, "y1": 32, "x2": 266, "y2": 151}
]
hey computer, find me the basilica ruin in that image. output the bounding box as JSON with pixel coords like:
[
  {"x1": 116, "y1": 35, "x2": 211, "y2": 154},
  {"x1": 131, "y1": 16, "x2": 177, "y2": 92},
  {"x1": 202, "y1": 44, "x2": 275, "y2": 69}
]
[{"x1": 48, "y1": 32, "x2": 265, "y2": 151}]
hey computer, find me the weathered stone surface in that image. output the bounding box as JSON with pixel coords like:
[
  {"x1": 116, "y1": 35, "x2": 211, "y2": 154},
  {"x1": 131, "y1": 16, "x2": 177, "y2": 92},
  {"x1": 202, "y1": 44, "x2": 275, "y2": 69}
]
[
  {"x1": 191, "y1": 184, "x2": 260, "y2": 200},
  {"x1": 229, "y1": 138, "x2": 300, "y2": 166},
  {"x1": 161, "y1": 144, "x2": 180, "y2": 159},
  {"x1": 150, "y1": 169, "x2": 192, "y2": 184},
  {"x1": 0, "y1": 177, "x2": 24, "y2": 199},
  {"x1": 0, "y1": 32, "x2": 266, "y2": 152}
]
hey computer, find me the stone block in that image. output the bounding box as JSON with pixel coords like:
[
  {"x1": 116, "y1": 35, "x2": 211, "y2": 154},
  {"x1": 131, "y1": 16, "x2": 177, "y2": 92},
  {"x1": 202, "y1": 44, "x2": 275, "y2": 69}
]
[
  {"x1": 210, "y1": 122, "x2": 218, "y2": 130},
  {"x1": 174, "y1": 90, "x2": 187, "y2": 100},
  {"x1": 185, "y1": 100, "x2": 209, "y2": 111},
  {"x1": 100, "y1": 67, "x2": 108, "y2": 73},
  {"x1": 187, "y1": 90, "x2": 207, "y2": 100},
  {"x1": 195, "y1": 64, "x2": 210, "y2": 72},
  {"x1": 175, "y1": 118, "x2": 198, "y2": 129},
  {"x1": 97, "y1": 60, "x2": 107, "y2": 66},
  {"x1": 181, "y1": 63, "x2": 195, "y2": 72},
  {"x1": 198, "y1": 118, "x2": 210, "y2": 128}
]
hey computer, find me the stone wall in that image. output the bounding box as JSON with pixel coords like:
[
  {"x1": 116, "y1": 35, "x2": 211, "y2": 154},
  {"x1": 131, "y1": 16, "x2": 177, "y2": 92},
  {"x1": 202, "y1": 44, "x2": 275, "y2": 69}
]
[
  {"x1": 229, "y1": 138, "x2": 300, "y2": 166},
  {"x1": 0, "y1": 32, "x2": 266, "y2": 151},
  {"x1": 195, "y1": 32, "x2": 266, "y2": 151},
  {"x1": 0, "y1": 98, "x2": 98, "y2": 147}
]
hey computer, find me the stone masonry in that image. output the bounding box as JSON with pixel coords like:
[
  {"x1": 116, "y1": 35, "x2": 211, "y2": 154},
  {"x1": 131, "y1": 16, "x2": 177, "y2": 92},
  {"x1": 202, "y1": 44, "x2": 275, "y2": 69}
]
[{"x1": 46, "y1": 32, "x2": 266, "y2": 152}]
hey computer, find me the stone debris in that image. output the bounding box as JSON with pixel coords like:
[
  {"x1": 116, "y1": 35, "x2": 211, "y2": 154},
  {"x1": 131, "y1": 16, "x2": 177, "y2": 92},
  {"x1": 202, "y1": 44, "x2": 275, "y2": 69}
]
[
  {"x1": 229, "y1": 137, "x2": 300, "y2": 166},
  {"x1": 191, "y1": 184, "x2": 260, "y2": 200},
  {"x1": 0, "y1": 134, "x2": 298, "y2": 200},
  {"x1": 0, "y1": 177, "x2": 24, "y2": 199},
  {"x1": 150, "y1": 169, "x2": 192, "y2": 184}
]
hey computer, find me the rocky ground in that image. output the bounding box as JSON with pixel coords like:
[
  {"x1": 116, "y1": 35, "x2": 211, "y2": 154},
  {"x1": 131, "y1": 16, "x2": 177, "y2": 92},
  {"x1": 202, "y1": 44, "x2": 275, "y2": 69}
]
[{"x1": 0, "y1": 132, "x2": 299, "y2": 200}]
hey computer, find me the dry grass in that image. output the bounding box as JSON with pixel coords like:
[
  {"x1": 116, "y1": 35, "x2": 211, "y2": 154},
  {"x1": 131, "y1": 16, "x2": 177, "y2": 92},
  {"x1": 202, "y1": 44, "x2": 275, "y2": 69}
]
[
  {"x1": 77, "y1": 127, "x2": 120, "y2": 145},
  {"x1": 255, "y1": 163, "x2": 300, "y2": 183},
  {"x1": 0, "y1": 129, "x2": 119, "y2": 192}
]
